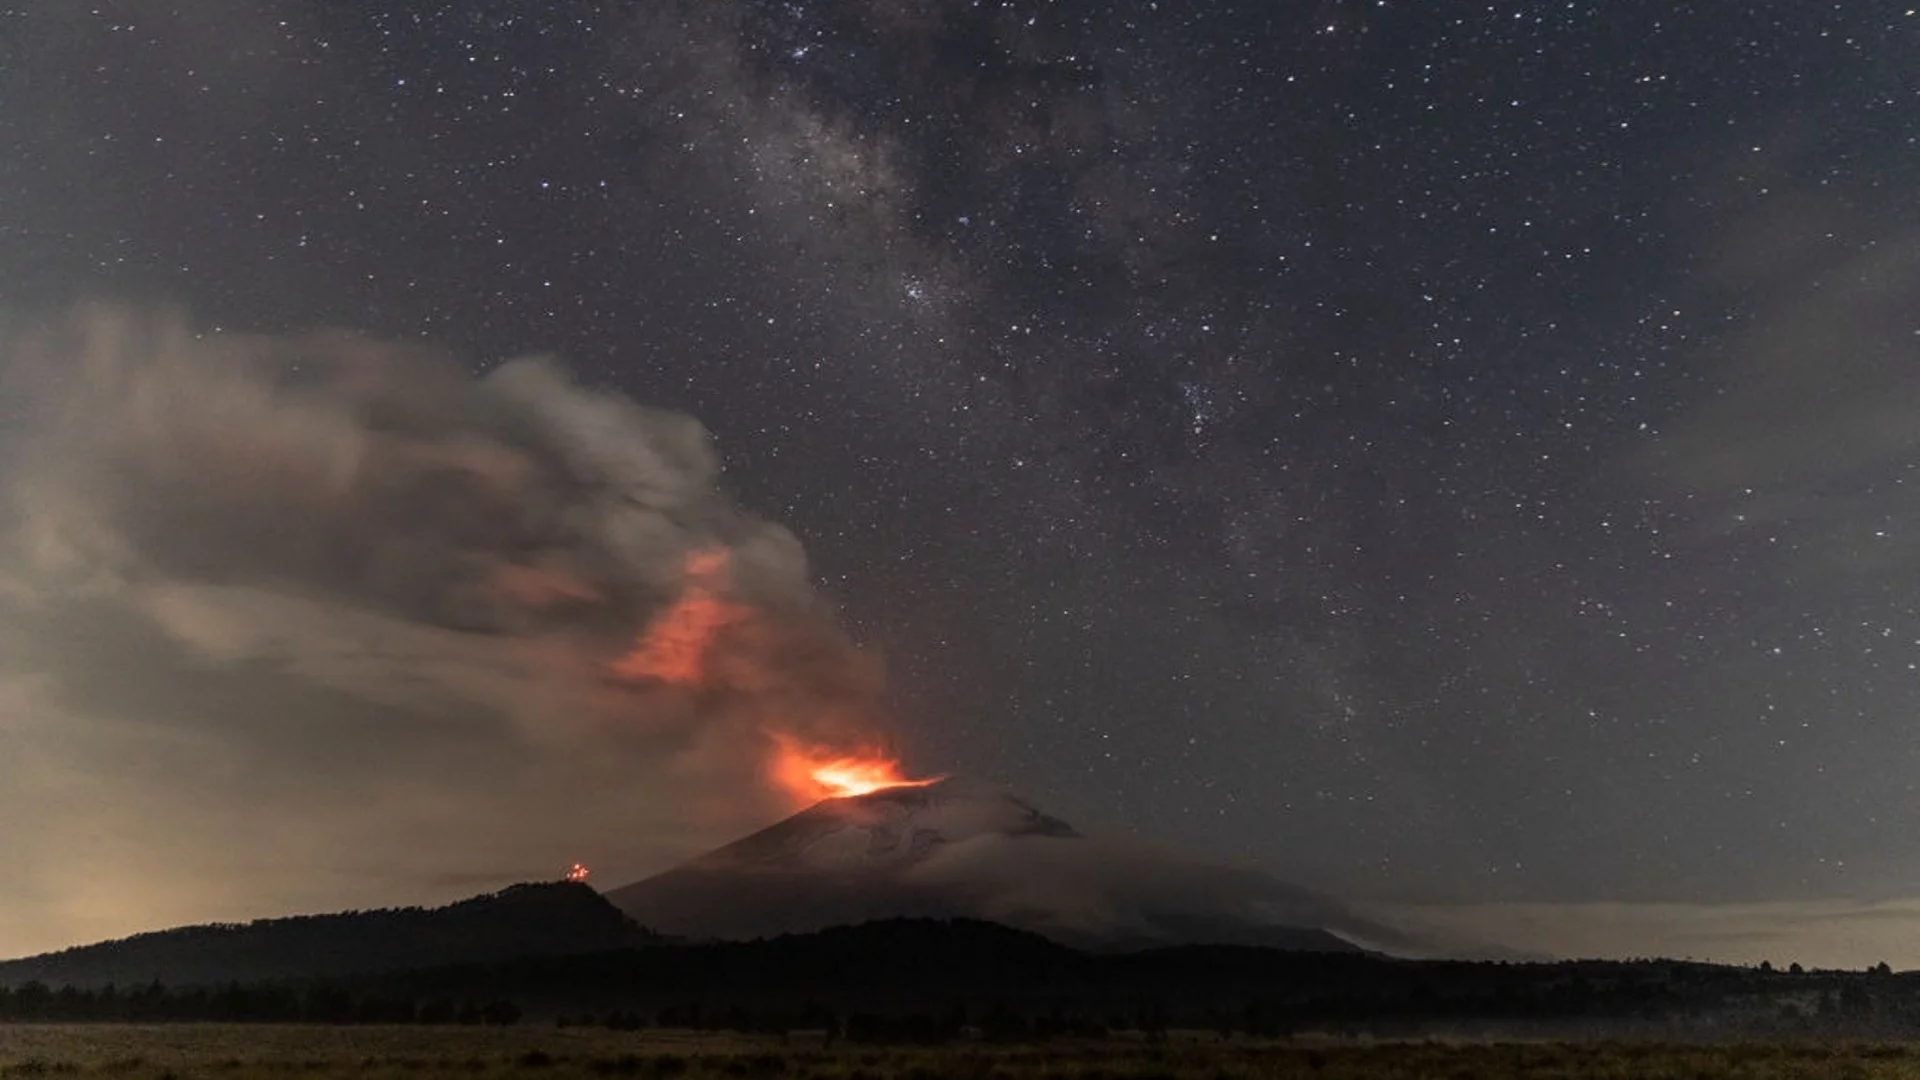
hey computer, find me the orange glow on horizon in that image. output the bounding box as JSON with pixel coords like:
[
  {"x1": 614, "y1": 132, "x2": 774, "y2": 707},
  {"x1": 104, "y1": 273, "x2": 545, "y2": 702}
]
[{"x1": 770, "y1": 733, "x2": 941, "y2": 802}]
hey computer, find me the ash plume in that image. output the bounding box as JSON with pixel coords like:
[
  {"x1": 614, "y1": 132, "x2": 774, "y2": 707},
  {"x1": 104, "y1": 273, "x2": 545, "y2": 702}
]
[{"x1": 0, "y1": 303, "x2": 887, "y2": 952}]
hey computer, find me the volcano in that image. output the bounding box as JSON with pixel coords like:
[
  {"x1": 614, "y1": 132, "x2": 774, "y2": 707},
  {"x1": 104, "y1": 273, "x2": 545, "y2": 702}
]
[{"x1": 607, "y1": 778, "x2": 1403, "y2": 953}]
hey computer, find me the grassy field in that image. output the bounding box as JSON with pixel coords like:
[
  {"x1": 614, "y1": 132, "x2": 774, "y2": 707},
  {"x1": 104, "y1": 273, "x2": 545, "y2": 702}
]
[{"x1": 6, "y1": 1025, "x2": 1920, "y2": 1080}]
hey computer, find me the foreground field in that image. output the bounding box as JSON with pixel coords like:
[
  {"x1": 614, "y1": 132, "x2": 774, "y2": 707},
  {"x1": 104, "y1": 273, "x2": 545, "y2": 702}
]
[{"x1": 7, "y1": 1025, "x2": 1920, "y2": 1080}]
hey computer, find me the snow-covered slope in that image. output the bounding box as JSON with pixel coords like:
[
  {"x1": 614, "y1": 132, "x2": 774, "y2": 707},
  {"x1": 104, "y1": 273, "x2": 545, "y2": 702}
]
[
  {"x1": 673, "y1": 777, "x2": 1077, "y2": 872},
  {"x1": 607, "y1": 778, "x2": 1409, "y2": 953}
]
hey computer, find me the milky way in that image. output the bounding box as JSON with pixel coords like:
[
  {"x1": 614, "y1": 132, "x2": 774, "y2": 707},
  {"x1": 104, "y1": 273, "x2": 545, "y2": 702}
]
[{"x1": 2, "y1": 2, "x2": 1917, "y2": 965}]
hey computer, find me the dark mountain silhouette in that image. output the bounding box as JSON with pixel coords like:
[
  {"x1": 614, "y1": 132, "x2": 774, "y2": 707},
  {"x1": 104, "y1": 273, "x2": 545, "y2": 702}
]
[
  {"x1": 0, "y1": 782, "x2": 1428, "y2": 997},
  {"x1": 0, "y1": 881, "x2": 655, "y2": 989},
  {"x1": 305, "y1": 922, "x2": 1920, "y2": 1041},
  {"x1": 367, "y1": 917, "x2": 1092, "y2": 1015},
  {"x1": 607, "y1": 778, "x2": 1388, "y2": 953},
  {"x1": 5, "y1": 912, "x2": 1916, "y2": 1042}
]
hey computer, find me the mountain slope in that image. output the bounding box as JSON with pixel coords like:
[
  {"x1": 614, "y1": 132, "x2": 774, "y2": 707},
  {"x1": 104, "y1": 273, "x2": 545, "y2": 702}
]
[
  {"x1": 678, "y1": 776, "x2": 1081, "y2": 873},
  {"x1": 0, "y1": 882, "x2": 656, "y2": 989},
  {"x1": 607, "y1": 778, "x2": 1388, "y2": 953}
]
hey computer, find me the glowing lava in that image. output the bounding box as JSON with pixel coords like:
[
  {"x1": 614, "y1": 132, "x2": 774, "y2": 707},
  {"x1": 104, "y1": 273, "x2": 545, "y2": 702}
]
[{"x1": 770, "y1": 734, "x2": 941, "y2": 802}]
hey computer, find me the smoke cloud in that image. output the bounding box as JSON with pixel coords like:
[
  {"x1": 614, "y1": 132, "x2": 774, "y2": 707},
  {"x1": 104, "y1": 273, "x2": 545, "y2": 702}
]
[
  {"x1": 0, "y1": 303, "x2": 886, "y2": 957},
  {"x1": 899, "y1": 831, "x2": 1428, "y2": 954}
]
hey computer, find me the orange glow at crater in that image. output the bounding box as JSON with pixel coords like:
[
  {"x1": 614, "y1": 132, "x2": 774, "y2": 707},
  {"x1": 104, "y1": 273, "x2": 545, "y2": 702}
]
[
  {"x1": 613, "y1": 549, "x2": 937, "y2": 806},
  {"x1": 770, "y1": 733, "x2": 941, "y2": 802},
  {"x1": 564, "y1": 862, "x2": 591, "y2": 883}
]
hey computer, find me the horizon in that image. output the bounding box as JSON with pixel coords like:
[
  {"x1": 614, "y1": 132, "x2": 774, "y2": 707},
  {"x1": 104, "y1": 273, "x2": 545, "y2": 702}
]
[{"x1": 8, "y1": 779, "x2": 1920, "y2": 972}]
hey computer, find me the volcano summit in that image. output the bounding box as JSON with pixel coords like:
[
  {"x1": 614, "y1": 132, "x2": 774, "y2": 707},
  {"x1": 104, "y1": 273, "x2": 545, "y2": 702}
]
[{"x1": 607, "y1": 778, "x2": 1396, "y2": 953}]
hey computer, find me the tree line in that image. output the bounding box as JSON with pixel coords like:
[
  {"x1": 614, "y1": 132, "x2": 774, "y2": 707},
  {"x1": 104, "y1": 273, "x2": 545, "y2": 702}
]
[{"x1": 0, "y1": 979, "x2": 521, "y2": 1026}]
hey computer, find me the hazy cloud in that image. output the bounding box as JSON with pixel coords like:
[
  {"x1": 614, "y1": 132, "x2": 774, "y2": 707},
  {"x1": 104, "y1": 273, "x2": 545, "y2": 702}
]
[
  {"x1": 0, "y1": 304, "x2": 888, "y2": 958},
  {"x1": 1642, "y1": 191, "x2": 1920, "y2": 582},
  {"x1": 1378, "y1": 898, "x2": 1920, "y2": 970},
  {"x1": 899, "y1": 829, "x2": 1428, "y2": 954}
]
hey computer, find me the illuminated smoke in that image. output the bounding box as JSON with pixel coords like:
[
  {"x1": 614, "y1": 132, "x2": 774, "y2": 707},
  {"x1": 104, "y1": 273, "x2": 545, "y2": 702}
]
[
  {"x1": 0, "y1": 303, "x2": 905, "y2": 809},
  {"x1": 613, "y1": 548, "x2": 939, "y2": 804},
  {"x1": 612, "y1": 549, "x2": 749, "y2": 689}
]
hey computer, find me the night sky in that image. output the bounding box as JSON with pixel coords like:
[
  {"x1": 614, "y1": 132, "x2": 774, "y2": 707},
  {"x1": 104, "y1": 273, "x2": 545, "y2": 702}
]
[{"x1": 3, "y1": 2, "x2": 1919, "y2": 967}]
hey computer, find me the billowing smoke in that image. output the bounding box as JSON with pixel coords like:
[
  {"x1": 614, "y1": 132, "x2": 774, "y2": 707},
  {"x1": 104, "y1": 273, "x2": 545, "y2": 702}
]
[{"x1": 0, "y1": 304, "x2": 888, "y2": 954}]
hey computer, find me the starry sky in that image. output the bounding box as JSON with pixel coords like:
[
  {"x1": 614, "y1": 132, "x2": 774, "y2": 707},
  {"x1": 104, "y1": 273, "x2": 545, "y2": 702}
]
[{"x1": 2, "y1": 1, "x2": 1919, "y2": 967}]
